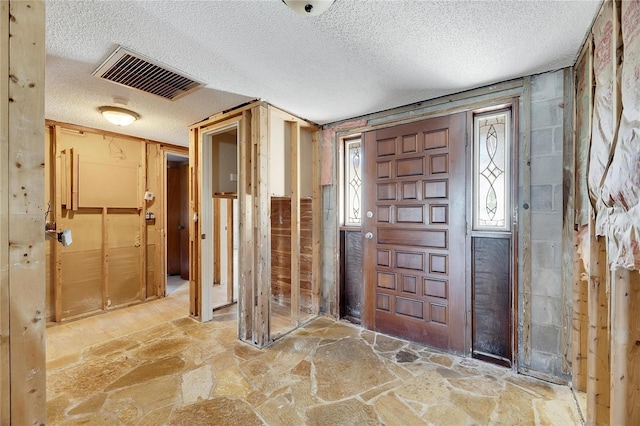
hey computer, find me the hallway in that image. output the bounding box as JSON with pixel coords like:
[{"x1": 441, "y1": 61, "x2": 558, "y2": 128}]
[{"x1": 46, "y1": 287, "x2": 584, "y2": 425}]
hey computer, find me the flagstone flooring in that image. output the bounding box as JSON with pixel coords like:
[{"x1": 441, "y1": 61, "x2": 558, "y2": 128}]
[{"x1": 46, "y1": 288, "x2": 583, "y2": 425}]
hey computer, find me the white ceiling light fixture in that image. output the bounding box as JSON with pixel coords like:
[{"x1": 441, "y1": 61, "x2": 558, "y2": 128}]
[
  {"x1": 98, "y1": 97, "x2": 140, "y2": 126},
  {"x1": 282, "y1": 0, "x2": 334, "y2": 16}
]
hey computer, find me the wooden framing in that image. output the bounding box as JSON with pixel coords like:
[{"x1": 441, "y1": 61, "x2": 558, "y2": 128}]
[
  {"x1": 1, "y1": 1, "x2": 46, "y2": 423},
  {"x1": 254, "y1": 105, "x2": 270, "y2": 346},
  {"x1": 43, "y1": 121, "x2": 185, "y2": 322},
  {"x1": 587, "y1": 216, "x2": 610, "y2": 424},
  {"x1": 520, "y1": 76, "x2": 532, "y2": 366},
  {"x1": 560, "y1": 67, "x2": 575, "y2": 376},
  {"x1": 610, "y1": 269, "x2": 640, "y2": 424},
  {"x1": 189, "y1": 101, "x2": 320, "y2": 347},
  {"x1": 291, "y1": 122, "x2": 301, "y2": 326},
  {"x1": 238, "y1": 110, "x2": 253, "y2": 341}
]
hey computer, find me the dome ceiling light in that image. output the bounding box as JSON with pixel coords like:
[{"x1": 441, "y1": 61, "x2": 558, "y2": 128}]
[
  {"x1": 282, "y1": 0, "x2": 335, "y2": 16},
  {"x1": 98, "y1": 106, "x2": 140, "y2": 126}
]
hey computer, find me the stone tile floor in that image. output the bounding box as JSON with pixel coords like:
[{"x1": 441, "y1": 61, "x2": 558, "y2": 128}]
[{"x1": 47, "y1": 307, "x2": 583, "y2": 425}]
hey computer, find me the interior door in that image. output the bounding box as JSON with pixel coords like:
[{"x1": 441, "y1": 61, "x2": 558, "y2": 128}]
[
  {"x1": 179, "y1": 163, "x2": 189, "y2": 280},
  {"x1": 363, "y1": 113, "x2": 466, "y2": 353},
  {"x1": 166, "y1": 165, "x2": 181, "y2": 275}
]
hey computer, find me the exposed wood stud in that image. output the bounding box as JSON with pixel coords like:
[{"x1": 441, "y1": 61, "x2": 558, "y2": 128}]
[
  {"x1": 0, "y1": 2, "x2": 10, "y2": 421},
  {"x1": 226, "y1": 198, "x2": 234, "y2": 304},
  {"x1": 521, "y1": 75, "x2": 532, "y2": 366},
  {"x1": 291, "y1": 122, "x2": 301, "y2": 326},
  {"x1": 311, "y1": 130, "x2": 322, "y2": 315},
  {"x1": 572, "y1": 226, "x2": 589, "y2": 391},
  {"x1": 238, "y1": 110, "x2": 253, "y2": 341},
  {"x1": 587, "y1": 216, "x2": 610, "y2": 425},
  {"x1": 53, "y1": 126, "x2": 63, "y2": 323},
  {"x1": 610, "y1": 269, "x2": 640, "y2": 425},
  {"x1": 561, "y1": 67, "x2": 575, "y2": 376},
  {"x1": 4, "y1": 1, "x2": 46, "y2": 423},
  {"x1": 254, "y1": 105, "x2": 271, "y2": 346},
  {"x1": 102, "y1": 207, "x2": 109, "y2": 309}
]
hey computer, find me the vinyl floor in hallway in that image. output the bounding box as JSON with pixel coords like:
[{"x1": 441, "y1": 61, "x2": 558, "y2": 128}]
[{"x1": 46, "y1": 286, "x2": 583, "y2": 425}]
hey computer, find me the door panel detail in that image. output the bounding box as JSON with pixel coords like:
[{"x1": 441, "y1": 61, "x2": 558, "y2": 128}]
[
  {"x1": 401, "y1": 182, "x2": 420, "y2": 200},
  {"x1": 396, "y1": 251, "x2": 424, "y2": 270},
  {"x1": 424, "y1": 180, "x2": 448, "y2": 198},
  {"x1": 397, "y1": 205, "x2": 424, "y2": 223},
  {"x1": 424, "y1": 129, "x2": 448, "y2": 150},
  {"x1": 402, "y1": 275, "x2": 418, "y2": 294},
  {"x1": 402, "y1": 135, "x2": 418, "y2": 153},
  {"x1": 378, "y1": 228, "x2": 446, "y2": 248},
  {"x1": 397, "y1": 158, "x2": 424, "y2": 177},
  {"x1": 363, "y1": 113, "x2": 466, "y2": 353},
  {"x1": 377, "y1": 272, "x2": 396, "y2": 289}
]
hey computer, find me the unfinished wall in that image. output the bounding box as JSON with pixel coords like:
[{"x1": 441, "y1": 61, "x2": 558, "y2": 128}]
[
  {"x1": 45, "y1": 123, "x2": 184, "y2": 321},
  {"x1": 521, "y1": 70, "x2": 568, "y2": 379}
]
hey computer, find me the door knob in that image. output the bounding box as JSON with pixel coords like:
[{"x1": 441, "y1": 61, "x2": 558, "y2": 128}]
[
  {"x1": 177, "y1": 225, "x2": 185, "y2": 230},
  {"x1": 366, "y1": 211, "x2": 374, "y2": 218},
  {"x1": 365, "y1": 232, "x2": 373, "y2": 240}
]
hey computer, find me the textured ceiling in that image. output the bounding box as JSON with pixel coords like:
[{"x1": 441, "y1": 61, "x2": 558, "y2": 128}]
[{"x1": 46, "y1": 0, "x2": 602, "y2": 147}]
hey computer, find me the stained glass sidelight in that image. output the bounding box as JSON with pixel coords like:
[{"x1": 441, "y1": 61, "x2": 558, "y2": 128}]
[
  {"x1": 473, "y1": 112, "x2": 510, "y2": 231},
  {"x1": 345, "y1": 139, "x2": 362, "y2": 225}
]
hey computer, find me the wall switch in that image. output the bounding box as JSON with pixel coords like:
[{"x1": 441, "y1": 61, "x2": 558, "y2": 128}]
[{"x1": 230, "y1": 173, "x2": 238, "y2": 182}]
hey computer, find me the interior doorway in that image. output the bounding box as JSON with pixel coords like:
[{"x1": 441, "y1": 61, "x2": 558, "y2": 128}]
[
  {"x1": 201, "y1": 125, "x2": 240, "y2": 317},
  {"x1": 166, "y1": 153, "x2": 190, "y2": 295}
]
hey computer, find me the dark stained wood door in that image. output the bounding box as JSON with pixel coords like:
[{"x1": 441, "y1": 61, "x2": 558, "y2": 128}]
[
  {"x1": 179, "y1": 163, "x2": 189, "y2": 280},
  {"x1": 363, "y1": 113, "x2": 467, "y2": 353},
  {"x1": 166, "y1": 165, "x2": 181, "y2": 275}
]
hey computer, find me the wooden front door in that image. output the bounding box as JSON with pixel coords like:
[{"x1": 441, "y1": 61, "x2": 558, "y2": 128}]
[{"x1": 363, "y1": 113, "x2": 466, "y2": 353}]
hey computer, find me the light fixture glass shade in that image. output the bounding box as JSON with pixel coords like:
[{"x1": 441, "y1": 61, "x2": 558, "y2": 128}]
[
  {"x1": 283, "y1": 0, "x2": 334, "y2": 16},
  {"x1": 98, "y1": 106, "x2": 140, "y2": 126}
]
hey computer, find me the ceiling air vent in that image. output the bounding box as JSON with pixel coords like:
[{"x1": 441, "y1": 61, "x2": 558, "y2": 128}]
[{"x1": 92, "y1": 46, "x2": 204, "y2": 101}]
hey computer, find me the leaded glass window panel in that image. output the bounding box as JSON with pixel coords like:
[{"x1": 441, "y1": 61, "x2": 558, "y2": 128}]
[
  {"x1": 344, "y1": 139, "x2": 362, "y2": 225},
  {"x1": 473, "y1": 112, "x2": 510, "y2": 231}
]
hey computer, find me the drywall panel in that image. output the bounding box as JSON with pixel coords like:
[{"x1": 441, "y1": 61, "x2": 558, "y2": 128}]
[
  {"x1": 60, "y1": 250, "x2": 102, "y2": 318},
  {"x1": 108, "y1": 246, "x2": 141, "y2": 306},
  {"x1": 212, "y1": 132, "x2": 238, "y2": 194},
  {"x1": 146, "y1": 244, "x2": 157, "y2": 297},
  {"x1": 300, "y1": 128, "x2": 314, "y2": 198},
  {"x1": 269, "y1": 111, "x2": 292, "y2": 197},
  {"x1": 106, "y1": 210, "x2": 140, "y2": 248},
  {"x1": 77, "y1": 155, "x2": 139, "y2": 208},
  {"x1": 59, "y1": 209, "x2": 102, "y2": 253}
]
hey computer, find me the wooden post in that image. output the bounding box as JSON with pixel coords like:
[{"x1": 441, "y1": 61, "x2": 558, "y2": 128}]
[
  {"x1": 610, "y1": 269, "x2": 640, "y2": 425},
  {"x1": 0, "y1": 3, "x2": 9, "y2": 421},
  {"x1": 560, "y1": 67, "x2": 575, "y2": 376},
  {"x1": 188, "y1": 128, "x2": 199, "y2": 318},
  {"x1": 572, "y1": 226, "x2": 589, "y2": 391},
  {"x1": 1, "y1": 1, "x2": 46, "y2": 423},
  {"x1": 587, "y1": 216, "x2": 610, "y2": 425},
  {"x1": 290, "y1": 122, "x2": 301, "y2": 326},
  {"x1": 226, "y1": 198, "x2": 234, "y2": 304},
  {"x1": 521, "y1": 76, "x2": 532, "y2": 366},
  {"x1": 53, "y1": 126, "x2": 63, "y2": 322},
  {"x1": 253, "y1": 105, "x2": 270, "y2": 346},
  {"x1": 138, "y1": 145, "x2": 147, "y2": 300},
  {"x1": 238, "y1": 110, "x2": 253, "y2": 341},
  {"x1": 102, "y1": 207, "x2": 109, "y2": 309},
  {"x1": 213, "y1": 197, "x2": 221, "y2": 285},
  {"x1": 311, "y1": 130, "x2": 321, "y2": 314}
]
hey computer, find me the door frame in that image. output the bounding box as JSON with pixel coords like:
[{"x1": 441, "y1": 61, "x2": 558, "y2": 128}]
[
  {"x1": 338, "y1": 95, "x2": 522, "y2": 360},
  {"x1": 197, "y1": 119, "x2": 242, "y2": 322},
  {"x1": 465, "y1": 100, "x2": 519, "y2": 365},
  {"x1": 162, "y1": 147, "x2": 189, "y2": 296}
]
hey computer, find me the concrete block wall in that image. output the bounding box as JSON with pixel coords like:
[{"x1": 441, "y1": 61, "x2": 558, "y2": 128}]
[{"x1": 521, "y1": 70, "x2": 568, "y2": 379}]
